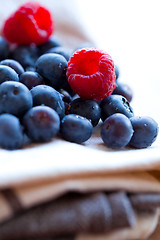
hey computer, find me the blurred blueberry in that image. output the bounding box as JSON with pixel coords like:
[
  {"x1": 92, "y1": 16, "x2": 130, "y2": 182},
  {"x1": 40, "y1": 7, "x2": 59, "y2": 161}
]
[
  {"x1": 115, "y1": 65, "x2": 120, "y2": 80},
  {"x1": 0, "y1": 36, "x2": 10, "y2": 60},
  {"x1": 0, "y1": 65, "x2": 19, "y2": 84},
  {"x1": 59, "y1": 89, "x2": 72, "y2": 103},
  {"x1": 74, "y1": 42, "x2": 96, "y2": 52},
  {"x1": 11, "y1": 45, "x2": 39, "y2": 69},
  {"x1": 112, "y1": 82, "x2": 133, "y2": 102},
  {"x1": 0, "y1": 59, "x2": 24, "y2": 75},
  {"x1": 46, "y1": 46, "x2": 71, "y2": 61},
  {"x1": 38, "y1": 37, "x2": 61, "y2": 55},
  {"x1": 0, "y1": 114, "x2": 24, "y2": 150},
  {"x1": 20, "y1": 71, "x2": 45, "y2": 90}
]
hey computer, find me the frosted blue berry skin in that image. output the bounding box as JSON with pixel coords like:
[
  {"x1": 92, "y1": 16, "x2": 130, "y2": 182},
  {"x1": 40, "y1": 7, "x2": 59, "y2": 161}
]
[
  {"x1": 22, "y1": 106, "x2": 60, "y2": 142},
  {"x1": 12, "y1": 45, "x2": 39, "y2": 69},
  {"x1": 35, "y1": 53, "x2": 68, "y2": 90},
  {"x1": 100, "y1": 94, "x2": 134, "y2": 121},
  {"x1": 46, "y1": 47, "x2": 71, "y2": 61},
  {"x1": 59, "y1": 89, "x2": 72, "y2": 104},
  {"x1": 0, "y1": 36, "x2": 10, "y2": 61},
  {"x1": 112, "y1": 83, "x2": 133, "y2": 102},
  {"x1": 0, "y1": 81, "x2": 33, "y2": 117},
  {"x1": 0, "y1": 114, "x2": 24, "y2": 150},
  {"x1": 30, "y1": 85, "x2": 65, "y2": 119},
  {"x1": 20, "y1": 71, "x2": 44, "y2": 90},
  {"x1": 0, "y1": 65, "x2": 19, "y2": 84},
  {"x1": 38, "y1": 37, "x2": 61, "y2": 55},
  {"x1": 115, "y1": 65, "x2": 120, "y2": 81},
  {"x1": 60, "y1": 114, "x2": 93, "y2": 143},
  {"x1": 129, "y1": 116, "x2": 159, "y2": 148},
  {"x1": 101, "y1": 113, "x2": 134, "y2": 149},
  {"x1": 69, "y1": 98, "x2": 101, "y2": 127},
  {"x1": 74, "y1": 42, "x2": 95, "y2": 51},
  {"x1": 0, "y1": 59, "x2": 24, "y2": 76}
]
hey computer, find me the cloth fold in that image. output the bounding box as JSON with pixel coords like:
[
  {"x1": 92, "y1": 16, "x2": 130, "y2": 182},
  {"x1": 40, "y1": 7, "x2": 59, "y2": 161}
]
[{"x1": 1, "y1": 170, "x2": 160, "y2": 224}]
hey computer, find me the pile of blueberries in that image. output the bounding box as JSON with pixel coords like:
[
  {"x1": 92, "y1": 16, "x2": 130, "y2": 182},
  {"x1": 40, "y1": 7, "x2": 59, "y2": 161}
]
[{"x1": 0, "y1": 36, "x2": 158, "y2": 150}]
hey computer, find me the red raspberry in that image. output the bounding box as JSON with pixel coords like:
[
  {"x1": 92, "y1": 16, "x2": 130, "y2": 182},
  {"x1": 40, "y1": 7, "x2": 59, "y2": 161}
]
[
  {"x1": 2, "y1": 2, "x2": 54, "y2": 45},
  {"x1": 66, "y1": 48, "x2": 116, "y2": 101}
]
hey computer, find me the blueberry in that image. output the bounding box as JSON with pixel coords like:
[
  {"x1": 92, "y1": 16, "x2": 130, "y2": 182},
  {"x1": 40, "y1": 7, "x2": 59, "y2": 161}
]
[
  {"x1": 20, "y1": 71, "x2": 45, "y2": 90},
  {"x1": 100, "y1": 95, "x2": 134, "y2": 121},
  {"x1": 112, "y1": 82, "x2": 133, "y2": 102},
  {"x1": 30, "y1": 85, "x2": 65, "y2": 119},
  {"x1": 101, "y1": 113, "x2": 134, "y2": 149},
  {"x1": 11, "y1": 45, "x2": 39, "y2": 69},
  {"x1": 115, "y1": 65, "x2": 120, "y2": 80},
  {"x1": 63, "y1": 80, "x2": 76, "y2": 97},
  {"x1": 0, "y1": 114, "x2": 24, "y2": 150},
  {"x1": 69, "y1": 98, "x2": 101, "y2": 127},
  {"x1": 0, "y1": 36, "x2": 10, "y2": 60},
  {"x1": 59, "y1": 89, "x2": 72, "y2": 103},
  {"x1": 74, "y1": 42, "x2": 96, "y2": 51},
  {"x1": 22, "y1": 106, "x2": 60, "y2": 142},
  {"x1": 60, "y1": 114, "x2": 93, "y2": 143},
  {"x1": 64, "y1": 102, "x2": 70, "y2": 115},
  {"x1": 0, "y1": 81, "x2": 33, "y2": 117},
  {"x1": 129, "y1": 116, "x2": 159, "y2": 148},
  {"x1": 38, "y1": 37, "x2": 61, "y2": 55},
  {"x1": 0, "y1": 65, "x2": 19, "y2": 84},
  {"x1": 0, "y1": 59, "x2": 24, "y2": 76},
  {"x1": 46, "y1": 47, "x2": 71, "y2": 61},
  {"x1": 35, "y1": 53, "x2": 68, "y2": 90},
  {"x1": 25, "y1": 66, "x2": 36, "y2": 72},
  {"x1": 58, "y1": 89, "x2": 73, "y2": 115}
]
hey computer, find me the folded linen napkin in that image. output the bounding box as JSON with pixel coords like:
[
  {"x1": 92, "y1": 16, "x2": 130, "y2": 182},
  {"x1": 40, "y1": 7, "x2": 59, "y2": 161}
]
[
  {"x1": 1, "y1": 167, "x2": 160, "y2": 239},
  {"x1": 0, "y1": 0, "x2": 160, "y2": 240}
]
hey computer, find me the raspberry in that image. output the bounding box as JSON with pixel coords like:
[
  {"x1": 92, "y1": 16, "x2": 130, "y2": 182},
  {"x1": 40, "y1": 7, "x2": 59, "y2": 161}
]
[
  {"x1": 66, "y1": 48, "x2": 116, "y2": 101},
  {"x1": 2, "y1": 2, "x2": 54, "y2": 45}
]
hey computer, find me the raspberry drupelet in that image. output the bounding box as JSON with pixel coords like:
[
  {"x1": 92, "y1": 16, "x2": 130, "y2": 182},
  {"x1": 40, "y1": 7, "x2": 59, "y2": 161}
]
[{"x1": 66, "y1": 48, "x2": 116, "y2": 101}]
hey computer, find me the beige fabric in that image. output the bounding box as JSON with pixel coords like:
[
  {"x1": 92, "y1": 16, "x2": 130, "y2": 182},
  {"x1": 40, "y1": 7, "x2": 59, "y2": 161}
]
[
  {"x1": 12, "y1": 171, "x2": 160, "y2": 208},
  {"x1": 148, "y1": 219, "x2": 160, "y2": 240},
  {"x1": 0, "y1": 193, "x2": 11, "y2": 222}
]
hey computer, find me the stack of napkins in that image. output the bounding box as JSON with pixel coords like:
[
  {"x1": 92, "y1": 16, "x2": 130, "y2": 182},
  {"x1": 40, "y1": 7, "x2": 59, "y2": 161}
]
[{"x1": 0, "y1": 135, "x2": 160, "y2": 239}]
